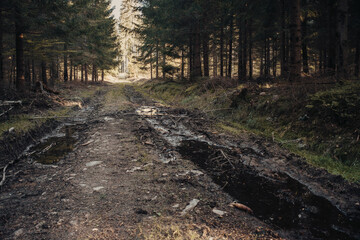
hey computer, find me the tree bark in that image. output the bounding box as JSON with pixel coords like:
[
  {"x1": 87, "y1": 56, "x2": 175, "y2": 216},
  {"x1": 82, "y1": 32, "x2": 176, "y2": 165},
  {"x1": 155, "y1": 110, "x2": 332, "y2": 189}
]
[
  {"x1": 70, "y1": 59, "x2": 73, "y2": 82},
  {"x1": 81, "y1": 65, "x2": 84, "y2": 82},
  {"x1": 192, "y1": 22, "x2": 202, "y2": 79},
  {"x1": 15, "y1": 6, "x2": 26, "y2": 93},
  {"x1": 242, "y1": 20, "x2": 248, "y2": 80},
  {"x1": 280, "y1": 0, "x2": 288, "y2": 76},
  {"x1": 212, "y1": 44, "x2": 218, "y2": 77},
  {"x1": 289, "y1": 0, "x2": 302, "y2": 80},
  {"x1": 355, "y1": 35, "x2": 359, "y2": 78},
  {"x1": 32, "y1": 59, "x2": 36, "y2": 84},
  {"x1": 41, "y1": 61, "x2": 47, "y2": 85},
  {"x1": 156, "y1": 41, "x2": 159, "y2": 79},
  {"x1": 181, "y1": 50, "x2": 185, "y2": 80},
  {"x1": 64, "y1": 44, "x2": 68, "y2": 82},
  {"x1": 101, "y1": 69, "x2": 104, "y2": 82},
  {"x1": 237, "y1": 17, "x2": 243, "y2": 81},
  {"x1": 162, "y1": 49, "x2": 166, "y2": 80},
  {"x1": 248, "y1": 23, "x2": 253, "y2": 80},
  {"x1": 327, "y1": 0, "x2": 337, "y2": 74},
  {"x1": 203, "y1": 35, "x2": 209, "y2": 77},
  {"x1": 228, "y1": 15, "x2": 234, "y2": 77},
  {"x1": 337, "y1": 0, "x2": 348, "y2": 77},
  {"x1": 301, "y1": 14, "x2": 309, "y2": 73},
  {"x1": 84, "y1": 64, "x2": 88, "y2": 83},
  {"x1": 0, "y1": 9, "x2": 3, "y2": 85},
  {"x1": 220, "y1": 24, "x2": 224, "y2": 77}
]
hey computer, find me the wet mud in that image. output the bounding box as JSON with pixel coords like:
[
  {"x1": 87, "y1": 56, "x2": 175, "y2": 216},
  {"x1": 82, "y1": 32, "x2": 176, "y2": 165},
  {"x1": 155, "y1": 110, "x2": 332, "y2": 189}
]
[{"x1": 130, "y1": 85, "x2": 360, "y2": 240}]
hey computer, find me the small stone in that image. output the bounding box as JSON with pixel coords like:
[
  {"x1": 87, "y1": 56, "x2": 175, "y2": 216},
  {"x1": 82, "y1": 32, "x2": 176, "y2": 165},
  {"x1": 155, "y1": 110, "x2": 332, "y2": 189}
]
[
  {"x1": 93, "y1": 186, "x2": 104, "y2": 191},
  {"x1": 212, "y1": 208, "x2": 226, "y2": 217},
  {"x1": 86, "y1": 161, "x2": 103, "y2": 167},
  {"x1": 172, "y1": 204, "x2": 180, "y2": 208},
  {"x1": 14, "y1": 229, "x2": 24, "y2": 237}
]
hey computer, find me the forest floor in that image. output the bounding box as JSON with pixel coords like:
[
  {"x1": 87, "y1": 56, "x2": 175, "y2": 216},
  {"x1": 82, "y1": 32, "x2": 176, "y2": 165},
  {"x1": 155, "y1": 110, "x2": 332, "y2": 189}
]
[{"x1": 0, "y1": 80, "x2": 359, "y2": 240}]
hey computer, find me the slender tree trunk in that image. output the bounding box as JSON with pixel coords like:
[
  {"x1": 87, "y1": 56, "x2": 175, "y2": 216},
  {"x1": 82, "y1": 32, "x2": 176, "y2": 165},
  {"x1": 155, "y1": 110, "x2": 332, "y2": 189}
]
[
  {"x1": 0, "y1": 9, "x2": 3, "y2": 86},
  {"x1": 150, "y1": 60, "x2": 153, "y2": 80},
  {"x1": 280, "y1": 0, "x2": 288, "y2": 76},
  {"x1": 181, "y1": 50, "x2": 185, "y2": 80},
  {"x1": 15, "y1": 7, "x2": 26, "y2": 93},
  {"x1": 32, "y1": 59, "x2": 36, "y2": 84},
  {"x1": 260, "y1": 45, "x2": 264, "y2": 76},
  {"x1": 273, "y1": 39, "x2": 277, "y2": 77},
  {"x1": 242, "y1": 20, "x2": 248, "y2": 80},
  {"x1": 203, "y1": 35, "x2": 209, "y2": 77},
  {"x1": 156, "y1": 41, "x2": 159, "y2": 79},
  {"x1": 289, "y1": 0, "x2": 302, "y2": 80},
  {"x1": 84, "y1": 64, "x2": 88, "y2": 83},
  {"x1": 248, "y1": 23, "x2": 253, "y2": 80},
  {"x1": 70, "y1": 59, "x2": 73, "y2": 82},
  {"x1": 220, "y1": 24, "x2": 224, "y2": 77},
  {"x1": 193, "y1": 22, "x2": 202, "y2": 79},
  {"x1": 337, "y1": 0, "x2": 348, "y2": 77},
  {"x1": 101, "y1": 69, "x2": 104, "y2": 82},
  {"x1": 81, "y1": 65, "x2": 84, "y2": 82},
  {"x1": 162, "y1": 49, "x2": 166, "y2": 80},
  {"x1": 237, "y1": 17, "x2": 243, "y2": 81},
  {"x1": 41, "y1": 61, "x2": 47, "y2": 85},
  {"x1": 212, "y1": 44, "x2": 218, "y2": 77},
  {"x1": 74, "y1": 66, "x2": 76, "y2": 81},
  {"x1": 228, "y1": 15, "x2": 234, "y2": 77},
  {"x1": 355, "y1": 35, "x2": 360, "y2": 78},
  {"x1": 64, "y1": 44, "x2": 68, "y2": 82},
  {"x1": 302, "y1": 13, "x2": 309, "y2": 73},
  {"x1": 327, "y1": 0, "x2": 337, "y2": 74},
  {"x1": 189, "y1": 35, "x2": 193, "y2": 79}
]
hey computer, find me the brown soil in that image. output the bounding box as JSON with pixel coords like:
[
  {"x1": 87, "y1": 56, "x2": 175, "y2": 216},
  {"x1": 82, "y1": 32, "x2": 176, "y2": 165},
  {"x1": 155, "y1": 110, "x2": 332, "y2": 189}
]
[{"x1": 0, "y1": 84, "x2": 281, "y2": 240}]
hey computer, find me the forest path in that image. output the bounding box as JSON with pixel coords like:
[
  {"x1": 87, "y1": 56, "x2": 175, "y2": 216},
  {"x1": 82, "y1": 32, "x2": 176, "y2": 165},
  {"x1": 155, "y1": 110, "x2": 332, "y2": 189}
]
[{"x1": 0, "y1": 83, "x2": 279, "y2": 240}]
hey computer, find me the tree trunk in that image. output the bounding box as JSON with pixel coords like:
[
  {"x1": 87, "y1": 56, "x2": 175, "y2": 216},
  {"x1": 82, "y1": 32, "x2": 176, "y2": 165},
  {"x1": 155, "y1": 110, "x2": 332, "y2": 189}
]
[
  {"x1": 32, "y1": 59, "x2": 36, "y2": 84},
  {"x1": 81, "y1": 65, "x2": 84, "y2": 82},
  {"x1": 248, "y1": 23, "x2": 253, "y2": 80},
  {"x1": 0, "y1": 9, "x2": 3, "y2": 85},
  {"x1": 41, "y1": 61, "x2": 47, "y2": 85},
  {"x1": 162, "y1": 49, "x2": 166, "y2": 80},
  {"x1": 192, "y1": 22, "x2": 202, "y2": 79},
  {"x1": 273, "y1": 39, "x2": 277, "y2": 77},
  {"x1": 156, "y1": 41, "x2": 159, "y2": 79},
  {"x1": 327, "y1": 0, "x2": 337, "y2": 74},
  {"x1": 84, "y1": 64, "x2": 88, "y2": 83},
  {"x1": 337, "y1": 0, "x2": 348, "y2": 77},
  {"x1": 355, "y1": 35, "x2": 359, "y2": 78},
  {"x1": 101, "y1": 69, "x2": 104, "y2": 82},
  {"x1": 280, "y1": 0, "x2": 288, "y2": 76},
  {"x1": 228, "y1": 15, "x2": 234, "y2": 78},
  {"x1": 64, "y1": 44, "x2": 68, "y2": 82},
  {"x1": 242, "y1": 20, "x2": 248, "y2": 80},
  {"x1": 237, "y1": 17, "x2": 243, "y2": 81},
  {"x1": 289, "y1": 0, "x2": 302, "y2": 80},
  {"x1": 220, "y1": 24, "x2": 224, "y2": 77},
  {"x1": 15, "y1": 8, "x2": 26, "y2": 93},
  {"x1": 302, "y1": 12, "x2": 309, "y2": 73},
  {"x1": 203, "y1": 35, "x2": 209, "y2": 77},
  {"x1": 70, "y1": 59, "x2": 73, "y2": 82},
  {"x1": 150, "y1": 59, "x2": 153, "y2": 80},
  {"x1": 181, "y1": 50, "x2": 185, "y2": 80},
  {"x1": 212, "y1": 44, "x2": 218, "y2": 77}
]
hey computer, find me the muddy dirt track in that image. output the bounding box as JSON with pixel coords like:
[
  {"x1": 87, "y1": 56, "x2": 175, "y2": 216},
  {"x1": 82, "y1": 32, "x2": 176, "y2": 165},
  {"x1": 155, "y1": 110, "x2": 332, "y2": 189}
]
[{"x1": 0, "y1": 83, "x2": 359, "y2": 240}]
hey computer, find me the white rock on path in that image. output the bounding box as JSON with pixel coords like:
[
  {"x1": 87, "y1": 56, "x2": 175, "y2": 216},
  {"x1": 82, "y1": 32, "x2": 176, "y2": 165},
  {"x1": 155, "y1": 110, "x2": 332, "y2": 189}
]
[
  {"x1": 93, "y1": 186, "x2": 104, "y2": 191},
  {"x1": 212, "y1": 208, "x2": 226, "y2": 217},
  {"x1": 181, "y1": 199, "x2": 200, "y2": 216},
  {"x1": 86, "y1": 161, "x2": 103, "y2": 167}
]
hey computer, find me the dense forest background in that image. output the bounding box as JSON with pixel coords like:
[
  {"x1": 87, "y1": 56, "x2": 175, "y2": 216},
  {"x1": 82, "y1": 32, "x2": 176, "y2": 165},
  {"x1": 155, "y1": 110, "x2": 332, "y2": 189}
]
[
  {"x1": 0, "y1": 0, "x2": 119, "y2": 96},
  {"x1": 131, "y1": 0, "x2": 360, "y2": 82}
]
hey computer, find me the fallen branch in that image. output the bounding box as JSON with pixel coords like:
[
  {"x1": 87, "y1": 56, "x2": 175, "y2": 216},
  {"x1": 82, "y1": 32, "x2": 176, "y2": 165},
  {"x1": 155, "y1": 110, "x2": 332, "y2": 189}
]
[
  {"x1": 0, "y1": 101, "x2": 22, "y2": 106},
  {"x1": 203, "y1": 108, "x2": 232, "y2": 113},
  {"x1": 81, "y1": 140, "x2": 94, "y2": 146},
  {"x1": 0, "y1": 106, "x2": 14, "y2": 118},
  {"x1": 219, "y1": 149, "x2": 235, "y2": 169}
]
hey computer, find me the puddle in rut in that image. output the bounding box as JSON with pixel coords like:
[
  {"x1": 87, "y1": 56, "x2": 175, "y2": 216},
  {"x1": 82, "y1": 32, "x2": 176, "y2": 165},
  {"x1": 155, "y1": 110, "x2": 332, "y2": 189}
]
[
  {"x1": 178, "y1": 140, "x2": 359, "y2": 240},
  {"x1": 136, "y1": 106, "x2": 360, "y2": 240},
  {"x1": 26, "y1": 124, "x2": 82, "y2": 164}
]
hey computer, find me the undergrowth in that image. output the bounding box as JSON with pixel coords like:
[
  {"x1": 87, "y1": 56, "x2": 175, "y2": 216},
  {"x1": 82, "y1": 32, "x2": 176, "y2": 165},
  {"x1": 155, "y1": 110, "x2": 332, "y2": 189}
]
[{"x1": 137, "y1": 79, "x2": 360, "y2": 182}]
